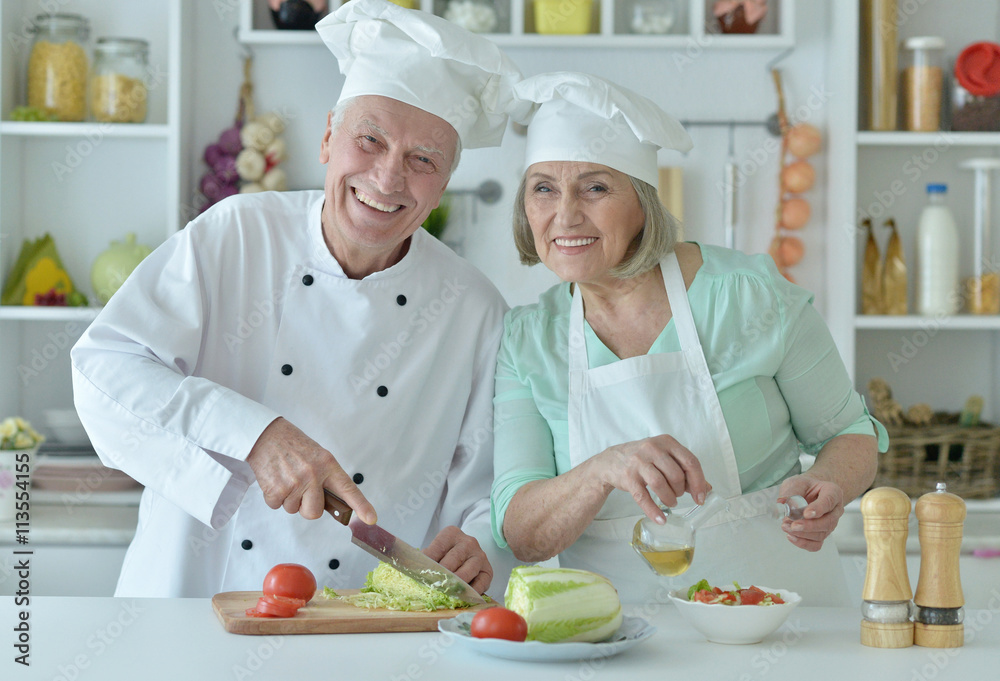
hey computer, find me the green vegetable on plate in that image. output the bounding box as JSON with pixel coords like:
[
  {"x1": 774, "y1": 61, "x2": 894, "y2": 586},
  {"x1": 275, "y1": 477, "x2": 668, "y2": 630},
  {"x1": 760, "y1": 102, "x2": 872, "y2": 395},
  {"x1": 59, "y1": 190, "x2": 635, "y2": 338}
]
[{"x1": 503, "y1": 566, "x2": 623, "y2": 643}]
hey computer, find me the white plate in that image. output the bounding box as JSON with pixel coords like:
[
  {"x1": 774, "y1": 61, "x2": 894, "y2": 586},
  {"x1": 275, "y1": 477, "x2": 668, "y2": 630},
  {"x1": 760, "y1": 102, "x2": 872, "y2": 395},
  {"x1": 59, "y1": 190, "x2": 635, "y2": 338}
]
[{"x1": 437, "y1": 613, "x2": 656, "y2": 662}]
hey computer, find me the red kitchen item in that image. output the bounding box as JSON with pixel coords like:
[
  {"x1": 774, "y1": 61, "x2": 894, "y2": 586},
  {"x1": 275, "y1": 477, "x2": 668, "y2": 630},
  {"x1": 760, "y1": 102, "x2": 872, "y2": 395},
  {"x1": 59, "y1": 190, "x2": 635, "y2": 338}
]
[{"x1": 954, "y1": 42, "x2": 1000, "y2": 97}]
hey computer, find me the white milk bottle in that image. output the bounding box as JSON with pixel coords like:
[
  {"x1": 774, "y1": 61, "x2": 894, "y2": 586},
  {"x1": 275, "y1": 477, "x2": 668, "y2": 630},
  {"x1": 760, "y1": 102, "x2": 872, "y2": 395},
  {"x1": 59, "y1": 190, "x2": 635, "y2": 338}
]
[{"x1": 916, "y1": 183, "x2": 960, "y2": 315}]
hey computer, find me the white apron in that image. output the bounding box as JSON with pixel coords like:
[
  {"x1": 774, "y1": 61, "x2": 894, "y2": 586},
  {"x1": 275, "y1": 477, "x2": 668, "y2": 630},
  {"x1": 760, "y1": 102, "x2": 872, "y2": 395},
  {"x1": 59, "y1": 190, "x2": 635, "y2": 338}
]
[{"x1": 559, "y1": 253, "x2": 850, "y2": 606}]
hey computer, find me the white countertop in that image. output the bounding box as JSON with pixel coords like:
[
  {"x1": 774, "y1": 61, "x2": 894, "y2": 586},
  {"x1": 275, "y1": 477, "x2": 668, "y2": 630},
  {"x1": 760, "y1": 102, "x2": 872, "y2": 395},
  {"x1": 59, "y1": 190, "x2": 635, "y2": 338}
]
[{"x1": 1, "y1": 598, "x2": 996, "y2": 681}]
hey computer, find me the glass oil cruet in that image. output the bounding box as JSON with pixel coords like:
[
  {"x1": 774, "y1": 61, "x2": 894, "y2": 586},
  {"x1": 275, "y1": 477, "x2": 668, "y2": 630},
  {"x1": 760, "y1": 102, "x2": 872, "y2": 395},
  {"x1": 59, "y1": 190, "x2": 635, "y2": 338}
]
[{"x1": 631, "y1": 491, "x2": 808, "y2": 576}]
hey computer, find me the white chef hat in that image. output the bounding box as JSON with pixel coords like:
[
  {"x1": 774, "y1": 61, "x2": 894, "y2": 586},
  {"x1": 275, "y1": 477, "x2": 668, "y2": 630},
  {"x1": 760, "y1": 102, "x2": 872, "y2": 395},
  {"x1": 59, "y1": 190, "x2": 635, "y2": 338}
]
[
  {"x1": 509, "y1": 72, "x2": 692, "y2": 186},
  {"x1": 316, "y1": 0, "x2": 522, "y2": 149}
]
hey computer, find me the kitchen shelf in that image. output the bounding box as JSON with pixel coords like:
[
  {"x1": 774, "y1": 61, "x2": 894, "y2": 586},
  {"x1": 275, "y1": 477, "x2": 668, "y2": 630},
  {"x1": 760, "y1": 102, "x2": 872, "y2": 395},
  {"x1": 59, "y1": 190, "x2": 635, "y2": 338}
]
[
  {"x1": 856, "y1": 131, "x2": 1000, "y2": 147},
  {"x1": 0, "y1": 306, "x2": 103, "y2": 322},
  {"x1": 855, "y1": 315, "x2": 1000, "y2": 330},
  {"x1": 0, "y1": 0, "x2": 193, "y2": 437},
  {"x1": 0, "y1": 122, "x2": 171, "y2": 138},
  {"x1": 239, "y1": 0, "x2": 794, "y2": 48},
  {"x1": 828, "y1": 0, "x2": 1000, "y2": 426},
  {"x1": 238, "y1": 28, "x2": 794, "y2": 49}
]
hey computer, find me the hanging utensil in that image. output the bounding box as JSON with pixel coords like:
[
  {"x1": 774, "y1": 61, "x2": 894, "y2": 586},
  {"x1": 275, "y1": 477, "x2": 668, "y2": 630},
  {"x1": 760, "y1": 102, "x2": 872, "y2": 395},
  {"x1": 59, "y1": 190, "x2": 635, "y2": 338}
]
[{"x1": 723, "y1": 124, "x2": 738, "y2": 250}]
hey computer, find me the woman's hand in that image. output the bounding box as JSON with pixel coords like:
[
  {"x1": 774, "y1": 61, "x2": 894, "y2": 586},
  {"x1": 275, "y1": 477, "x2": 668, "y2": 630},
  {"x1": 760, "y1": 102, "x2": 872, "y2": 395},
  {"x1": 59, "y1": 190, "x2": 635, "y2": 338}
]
[
  {"x1": 776, "y1": 474, "x2": 845, "y2": 552},
  {"x1": 595, "y1": 434, "x2": 711, "y2": 522},
  {"x1": 423, "y1": 526, "x2": 493, "y2": 595}
]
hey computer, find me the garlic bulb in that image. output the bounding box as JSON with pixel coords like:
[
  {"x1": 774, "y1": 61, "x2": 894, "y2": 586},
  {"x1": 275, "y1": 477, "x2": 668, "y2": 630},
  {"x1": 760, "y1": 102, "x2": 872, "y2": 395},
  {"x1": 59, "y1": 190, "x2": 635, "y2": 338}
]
[
  {"x1": 265, "y1": 138, "x2": 287, "y2": 165},
  {"x1": 240, "y1": 121, "x2": 274, "y2": 151},
  {"x1": 236, "y1": 148, "x2": 266, "y2": 182},
  {"x1": 261, "y1": 167, "x2": 288, "y2": 192},
  {"x1": 257, "y1": 111, "x2": 286, "y2": 135}
]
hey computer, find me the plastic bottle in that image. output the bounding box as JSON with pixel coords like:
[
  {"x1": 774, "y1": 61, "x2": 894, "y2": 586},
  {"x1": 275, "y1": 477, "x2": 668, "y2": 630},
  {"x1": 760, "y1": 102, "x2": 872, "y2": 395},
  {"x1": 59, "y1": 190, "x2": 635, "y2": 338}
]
[{"x1": 916, "y1": 184, "x2": 960, "y2": 316}]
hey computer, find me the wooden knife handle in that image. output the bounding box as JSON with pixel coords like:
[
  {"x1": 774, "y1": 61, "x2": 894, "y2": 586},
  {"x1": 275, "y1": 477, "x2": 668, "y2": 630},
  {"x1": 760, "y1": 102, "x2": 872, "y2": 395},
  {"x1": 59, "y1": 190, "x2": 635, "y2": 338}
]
[{"x1": 324, "y1": 489, "x2": 353, "y2": 526}]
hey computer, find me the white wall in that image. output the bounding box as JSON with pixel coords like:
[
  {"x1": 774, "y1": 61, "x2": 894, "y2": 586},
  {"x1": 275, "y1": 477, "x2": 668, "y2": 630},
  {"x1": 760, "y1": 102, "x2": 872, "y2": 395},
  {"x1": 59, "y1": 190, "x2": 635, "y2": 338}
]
[{"x1": 189, "y1": 2, "x2": 831, "y2": 309}]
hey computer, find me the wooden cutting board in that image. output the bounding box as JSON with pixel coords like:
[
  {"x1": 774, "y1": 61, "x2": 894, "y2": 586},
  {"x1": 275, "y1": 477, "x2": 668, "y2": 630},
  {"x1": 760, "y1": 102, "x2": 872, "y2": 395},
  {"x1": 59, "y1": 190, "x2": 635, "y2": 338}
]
[{"x1": 212, "y1": 590, "x2": 490, "y2": 635}]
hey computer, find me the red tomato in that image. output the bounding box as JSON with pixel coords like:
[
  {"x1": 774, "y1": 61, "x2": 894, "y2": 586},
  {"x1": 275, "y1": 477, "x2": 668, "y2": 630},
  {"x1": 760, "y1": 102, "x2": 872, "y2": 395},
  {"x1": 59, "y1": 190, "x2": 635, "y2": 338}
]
[
  {"x1": 692, "y1": 590, "x2": 716, "y2": 604},
  {"x1": 254, "y1": 594, "x2": 303, "y2": 618},
  {"x1": 263, "y1": 563, "x2": 316, "y2": 602},
  {"x1": 739, "y1": 587, "x2": 766, "y2": 606},
  {"x1": 470, "y1": 607, "x2": 528, "y2": 642}
]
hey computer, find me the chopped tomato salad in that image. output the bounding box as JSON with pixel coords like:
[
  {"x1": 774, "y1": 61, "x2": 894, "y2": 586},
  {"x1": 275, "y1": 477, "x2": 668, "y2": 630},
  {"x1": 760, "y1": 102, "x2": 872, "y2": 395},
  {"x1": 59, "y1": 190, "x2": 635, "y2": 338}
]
[{"x1": 686, "y1": 580, "x2": 785, "y2": 606}]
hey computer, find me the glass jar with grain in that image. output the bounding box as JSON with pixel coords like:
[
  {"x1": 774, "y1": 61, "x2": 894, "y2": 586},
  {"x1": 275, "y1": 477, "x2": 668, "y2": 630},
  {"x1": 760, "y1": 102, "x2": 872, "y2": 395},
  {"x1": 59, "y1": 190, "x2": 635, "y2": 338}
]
[
  {"x1": 89, "y1": 38, "x2": 149, "y2": 123},
  {"x1": 951, "y1": 42, "x2": 1000, "y2": 132},
  {"x1": 903, "y1": 36, "x2": 945, "y2": 132},
  {"x1": 26, "y1": 13, "x2": 90, "y2": 122}
]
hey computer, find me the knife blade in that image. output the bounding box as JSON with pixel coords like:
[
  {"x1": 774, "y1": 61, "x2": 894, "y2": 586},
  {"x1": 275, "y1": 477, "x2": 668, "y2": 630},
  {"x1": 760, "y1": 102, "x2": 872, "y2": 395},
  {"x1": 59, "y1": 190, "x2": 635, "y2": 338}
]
[{"x1": 323, "y1": 489, "x2": 486, "y2": 605}]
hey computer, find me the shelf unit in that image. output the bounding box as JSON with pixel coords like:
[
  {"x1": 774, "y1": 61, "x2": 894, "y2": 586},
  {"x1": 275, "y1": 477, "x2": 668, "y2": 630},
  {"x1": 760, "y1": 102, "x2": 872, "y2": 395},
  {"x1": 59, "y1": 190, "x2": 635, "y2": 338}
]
[
  {"x1": 855, "y1": 316, "x2": 1000, "y2": 331},
  {"x1": 0, "y1": 0, "x2": 193, "y2": 432},
  {"x1": 239, "y1": 0, "x2": 794, "y2": 48},
  {"x1": 827, "y1": 1, "x2": 1000, "y2": 422}
]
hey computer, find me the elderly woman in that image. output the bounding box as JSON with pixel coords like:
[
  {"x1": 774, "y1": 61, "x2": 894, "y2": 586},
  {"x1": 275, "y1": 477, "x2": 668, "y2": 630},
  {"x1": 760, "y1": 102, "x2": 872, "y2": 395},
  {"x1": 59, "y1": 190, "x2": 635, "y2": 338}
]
[{"x1": 490, "y1": 73, "x2": 887, "y2": 605}]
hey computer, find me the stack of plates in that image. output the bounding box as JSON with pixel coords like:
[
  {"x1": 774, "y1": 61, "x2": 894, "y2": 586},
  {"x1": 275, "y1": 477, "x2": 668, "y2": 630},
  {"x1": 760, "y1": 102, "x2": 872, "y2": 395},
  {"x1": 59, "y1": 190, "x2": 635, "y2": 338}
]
[{"x1": 32, "y1": 455, "x2": 141, "y2": 493}]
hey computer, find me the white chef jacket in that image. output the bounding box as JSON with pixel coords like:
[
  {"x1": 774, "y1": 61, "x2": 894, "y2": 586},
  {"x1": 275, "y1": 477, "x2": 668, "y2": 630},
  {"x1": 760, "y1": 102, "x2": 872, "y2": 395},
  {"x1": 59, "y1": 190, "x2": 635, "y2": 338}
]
[{"x1": 71, "y1": 190, "x2": 515, "y2": 598}]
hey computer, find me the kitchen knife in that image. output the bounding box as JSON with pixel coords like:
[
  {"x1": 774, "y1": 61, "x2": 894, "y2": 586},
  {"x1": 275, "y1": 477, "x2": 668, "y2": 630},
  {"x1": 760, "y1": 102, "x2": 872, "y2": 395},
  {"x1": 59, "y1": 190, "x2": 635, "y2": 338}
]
[{"x1": 323, "y1": 489, "x2": 486, "y2": 605}]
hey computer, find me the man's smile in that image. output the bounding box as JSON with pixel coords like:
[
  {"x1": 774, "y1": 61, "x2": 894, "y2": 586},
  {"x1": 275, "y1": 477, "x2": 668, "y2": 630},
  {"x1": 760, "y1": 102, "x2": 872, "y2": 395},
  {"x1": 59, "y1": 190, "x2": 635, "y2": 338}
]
[{"x1": 354, "y1": 188, "x2": 402, "y2": 213}]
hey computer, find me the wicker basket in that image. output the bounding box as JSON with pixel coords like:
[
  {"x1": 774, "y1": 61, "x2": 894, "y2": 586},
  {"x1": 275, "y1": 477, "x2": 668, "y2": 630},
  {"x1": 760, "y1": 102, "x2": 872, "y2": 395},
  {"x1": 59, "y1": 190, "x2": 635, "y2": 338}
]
[{"x1": 874, "y1": 420, "x2": 1000, "y2": 499}]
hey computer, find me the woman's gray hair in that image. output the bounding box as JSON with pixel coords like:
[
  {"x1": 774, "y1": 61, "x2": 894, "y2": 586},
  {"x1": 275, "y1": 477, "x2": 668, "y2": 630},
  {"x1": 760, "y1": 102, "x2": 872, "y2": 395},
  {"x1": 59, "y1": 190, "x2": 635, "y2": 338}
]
[
  {"x1": 329, "y1": 99, "x2": 463, "y2": 175},
  {"x1": 512, "y1": 174, "x2": 680, "y2": 279}
]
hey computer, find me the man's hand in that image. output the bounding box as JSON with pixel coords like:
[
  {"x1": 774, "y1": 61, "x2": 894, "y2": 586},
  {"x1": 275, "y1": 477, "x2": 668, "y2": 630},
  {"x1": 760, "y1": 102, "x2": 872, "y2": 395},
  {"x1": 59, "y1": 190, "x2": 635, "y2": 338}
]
[
  {"x1": 777, "y1": 474, "x2": 845, "y2": 552},
  {"x1": 246, "y1": 417, "x2": 377, "y2": 524},
  {"x1": 423, "y1": 526, "x2": 493, "y2": 595}
]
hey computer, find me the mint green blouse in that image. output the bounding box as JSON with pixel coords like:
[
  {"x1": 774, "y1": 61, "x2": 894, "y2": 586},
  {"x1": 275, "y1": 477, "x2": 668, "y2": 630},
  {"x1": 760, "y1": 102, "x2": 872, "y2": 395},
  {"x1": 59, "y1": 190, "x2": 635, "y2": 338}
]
[{"x1": 491, "y1": 244, "x2": 888, "y2": 549}]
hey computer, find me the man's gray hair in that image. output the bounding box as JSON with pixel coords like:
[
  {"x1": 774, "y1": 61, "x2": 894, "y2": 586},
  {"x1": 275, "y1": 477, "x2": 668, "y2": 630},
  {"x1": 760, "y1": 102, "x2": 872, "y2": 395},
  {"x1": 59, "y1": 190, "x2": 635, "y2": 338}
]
[
  {"x1": 330, "y1": 98, "x2": 462, "y2": 175},
  {"x1": 511, "y1": 173, "x2": 680, "y2": 280}
]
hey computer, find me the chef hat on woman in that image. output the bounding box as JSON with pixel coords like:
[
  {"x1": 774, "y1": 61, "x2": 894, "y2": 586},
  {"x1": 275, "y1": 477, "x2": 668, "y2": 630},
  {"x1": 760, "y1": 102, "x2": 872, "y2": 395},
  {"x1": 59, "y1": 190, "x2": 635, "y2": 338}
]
[
  {"x1": 508, "y1": 72, "x2": 692, "y2": 186},
  {"x1": 316, "y1": 0, "x2": 522, "y2": 149}
]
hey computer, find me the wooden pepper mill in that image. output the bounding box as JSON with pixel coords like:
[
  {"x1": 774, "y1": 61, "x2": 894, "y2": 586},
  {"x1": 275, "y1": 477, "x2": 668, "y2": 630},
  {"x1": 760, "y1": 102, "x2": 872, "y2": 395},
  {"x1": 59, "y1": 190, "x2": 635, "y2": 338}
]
[
  {"x1": 914, "y1": 482, "x2": 966, "y2": 648},
  {"x1": 860, "y1": 487, "x2": 914, "y2": 648}
]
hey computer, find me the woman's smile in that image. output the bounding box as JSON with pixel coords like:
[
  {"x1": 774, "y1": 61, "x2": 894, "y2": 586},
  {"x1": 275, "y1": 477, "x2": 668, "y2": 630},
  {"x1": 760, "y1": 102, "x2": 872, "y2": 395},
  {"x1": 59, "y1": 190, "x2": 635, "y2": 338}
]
[{"x1": 553, "y1": 236, "x2": 599, "y2": 252}]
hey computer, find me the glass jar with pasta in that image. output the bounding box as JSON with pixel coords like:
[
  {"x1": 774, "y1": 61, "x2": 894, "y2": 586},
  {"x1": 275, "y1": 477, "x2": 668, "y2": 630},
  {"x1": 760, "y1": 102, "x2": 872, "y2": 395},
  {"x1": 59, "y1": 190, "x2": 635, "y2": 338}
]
[
  {"x1": 89, "y1": 38, "x2": 149, "y2": 123},
  {"x1": 26, "y1": 13, "x2": 90, "y2": 122}
]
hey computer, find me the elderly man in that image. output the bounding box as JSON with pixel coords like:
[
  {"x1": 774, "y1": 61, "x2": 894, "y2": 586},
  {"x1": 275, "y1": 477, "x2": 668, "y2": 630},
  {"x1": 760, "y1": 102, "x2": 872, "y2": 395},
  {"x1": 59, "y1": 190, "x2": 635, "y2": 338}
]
[{"x1": 70, "y1": 0, "x2": 522, "y2": 598}]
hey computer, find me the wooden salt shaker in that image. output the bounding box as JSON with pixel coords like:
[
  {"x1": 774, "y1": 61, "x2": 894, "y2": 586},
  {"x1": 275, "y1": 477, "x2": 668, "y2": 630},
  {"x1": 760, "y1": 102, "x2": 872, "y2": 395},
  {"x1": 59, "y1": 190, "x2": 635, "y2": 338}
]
[
  {"x1": 860, "y1": 487, "x2": 914, "y2": 648},
  {"x1": 914, "y1": 482, "x2": 966, "y2": 648}
]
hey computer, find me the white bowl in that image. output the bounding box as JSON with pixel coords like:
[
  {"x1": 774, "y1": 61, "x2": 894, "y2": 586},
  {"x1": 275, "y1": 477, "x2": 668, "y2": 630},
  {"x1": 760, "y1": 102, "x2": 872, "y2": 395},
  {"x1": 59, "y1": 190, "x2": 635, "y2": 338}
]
[
  {"x1": 43, "y1": 408, "x2": 90, "y2": 445},
  {"x1": 667, "y1": 586, "x2": 801, "y2": 645}
]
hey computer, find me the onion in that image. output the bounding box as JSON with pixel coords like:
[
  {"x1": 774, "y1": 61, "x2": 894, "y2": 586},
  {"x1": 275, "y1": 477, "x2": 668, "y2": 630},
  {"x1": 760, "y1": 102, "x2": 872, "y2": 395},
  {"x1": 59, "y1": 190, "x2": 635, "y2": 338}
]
[
  {"x1": 786, "y1": 124, "x2": 822, "y2": 158},
  {"x1": 781, "y1": 161, "x2": 815, "y2": 193},
  {"x1": 778, "y1": 236, "x2": 805, "y2": 266},
  {"x1": 199, "y1": 170, "x2": 230, "y2": 202},
  {"x1": 768, "y1": 235, "x2": 785, "y2": 267},
  {"x1": 204, "y1": 143, "x2": 225, "y2": 168},
  {"x1": 780, "y1": 198, "x2": 811, "y2": 230},
  {"x1": 212, "y1": 155, "x2": 239, "y2": 183},
  {"x1": 218, "y1": 126, "x2": 242, "y2": 155}
]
